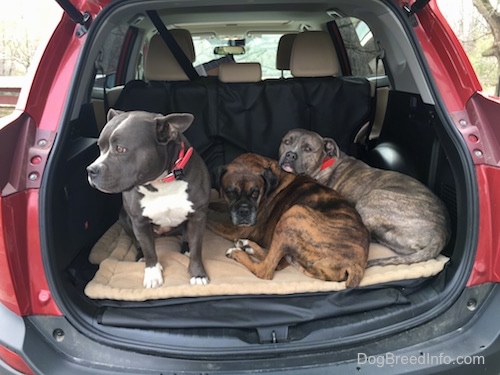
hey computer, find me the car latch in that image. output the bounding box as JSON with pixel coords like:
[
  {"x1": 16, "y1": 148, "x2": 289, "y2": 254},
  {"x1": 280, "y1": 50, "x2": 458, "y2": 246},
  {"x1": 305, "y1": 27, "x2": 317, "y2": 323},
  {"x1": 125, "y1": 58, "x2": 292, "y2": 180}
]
[{"x1": 256, "y1": 326, "x2": 289, "y2": 344}]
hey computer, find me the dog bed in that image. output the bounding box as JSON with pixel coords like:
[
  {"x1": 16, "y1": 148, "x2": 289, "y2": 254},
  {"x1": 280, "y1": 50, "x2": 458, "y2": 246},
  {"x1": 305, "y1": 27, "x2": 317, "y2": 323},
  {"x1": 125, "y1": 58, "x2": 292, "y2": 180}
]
[{"x1": 84, "y1": 222, "x2": 450, "y2": 301}]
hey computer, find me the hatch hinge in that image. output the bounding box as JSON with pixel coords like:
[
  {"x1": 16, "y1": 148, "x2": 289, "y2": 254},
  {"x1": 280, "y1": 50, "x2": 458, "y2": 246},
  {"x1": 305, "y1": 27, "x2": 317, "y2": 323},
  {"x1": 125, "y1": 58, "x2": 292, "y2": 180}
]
[
  {"x1": 402, "y1": 0, "x2": 431, "y2": 27},
  {"x1": 55, "y1": 0, "x2": 93, "y2": 37}
]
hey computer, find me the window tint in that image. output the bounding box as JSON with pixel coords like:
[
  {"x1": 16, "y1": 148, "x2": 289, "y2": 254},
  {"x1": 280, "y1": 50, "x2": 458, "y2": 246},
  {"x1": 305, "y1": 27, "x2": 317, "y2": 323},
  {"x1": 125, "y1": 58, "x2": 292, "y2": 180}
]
[{"x1": 336, "y1": 18, "x2": 385, "y2": 77}]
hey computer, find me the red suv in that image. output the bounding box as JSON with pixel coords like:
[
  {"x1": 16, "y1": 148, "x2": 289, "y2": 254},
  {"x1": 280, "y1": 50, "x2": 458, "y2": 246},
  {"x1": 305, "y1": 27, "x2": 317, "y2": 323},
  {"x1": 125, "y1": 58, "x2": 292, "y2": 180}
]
[{"x1": 1, "y1": 0, "x2": 500, "y2": 374}]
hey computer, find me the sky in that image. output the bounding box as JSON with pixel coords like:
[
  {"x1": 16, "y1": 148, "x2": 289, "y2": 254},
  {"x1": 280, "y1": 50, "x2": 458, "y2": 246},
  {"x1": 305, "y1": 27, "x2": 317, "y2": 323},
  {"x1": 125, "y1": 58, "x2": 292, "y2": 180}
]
[
  {"x1": 1, "y1": 0, "x2": 62, "y2": 20},
  {"x1": 1, "y1": 0, "x2": 63, "y2": 40}
]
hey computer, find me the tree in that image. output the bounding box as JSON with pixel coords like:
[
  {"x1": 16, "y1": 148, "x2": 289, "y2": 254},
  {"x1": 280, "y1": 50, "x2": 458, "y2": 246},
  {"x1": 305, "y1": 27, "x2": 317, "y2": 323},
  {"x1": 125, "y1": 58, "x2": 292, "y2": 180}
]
[
  {"x1": 0, "y1": 16, "x2": 37, "y2": 75},
  {"x1": 473, "y1": 0, "x2": 500, "y2": 92}
]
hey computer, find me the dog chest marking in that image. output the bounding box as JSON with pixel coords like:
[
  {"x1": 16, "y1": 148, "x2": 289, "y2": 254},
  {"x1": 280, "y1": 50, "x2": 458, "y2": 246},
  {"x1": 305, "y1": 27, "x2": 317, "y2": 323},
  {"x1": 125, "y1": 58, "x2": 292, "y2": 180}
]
[{"x1": 138, "y1": 180, "x2": 194, "y2": 228}]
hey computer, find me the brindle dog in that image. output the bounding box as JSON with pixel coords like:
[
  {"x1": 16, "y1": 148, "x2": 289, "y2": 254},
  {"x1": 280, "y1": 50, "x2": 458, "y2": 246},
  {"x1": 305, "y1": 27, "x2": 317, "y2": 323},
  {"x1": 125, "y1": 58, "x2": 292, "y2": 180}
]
[
  {"x1": 279, "y1": 129, "x2": 451, "y2": 267},
  {"x1": 208, "y1": 153, "x2": 370, "y2": 288}
]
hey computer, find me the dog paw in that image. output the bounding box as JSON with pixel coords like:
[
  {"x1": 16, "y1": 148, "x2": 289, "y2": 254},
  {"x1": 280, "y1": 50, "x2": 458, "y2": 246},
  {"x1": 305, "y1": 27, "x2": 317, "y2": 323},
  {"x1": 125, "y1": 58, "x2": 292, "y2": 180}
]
[
  {"x1": 234, "y1": 239, "x2": 254, "y2": 254},
  {"x1": 143, "y1": 263, "x2": 164, "y2": 288},
  {"x1": 190, "y1": 276, "x2": 209, "y2": 285},
  {"x1": 226, "y1": 247, "x2": 240, "y2": 257},
  {"x1": 180, "y1": 241, "x2": 190, "y2": 255},
  {"x1": 234, "y1": 238, "x2": 248, "y2": 248}
]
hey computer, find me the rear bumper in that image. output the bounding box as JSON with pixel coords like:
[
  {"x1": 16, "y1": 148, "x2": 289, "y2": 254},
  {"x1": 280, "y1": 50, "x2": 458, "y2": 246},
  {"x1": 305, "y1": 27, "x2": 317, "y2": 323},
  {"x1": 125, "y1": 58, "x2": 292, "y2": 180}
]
[{"x1": 1, "y1": 283, "x2": 499, "y2": 375}]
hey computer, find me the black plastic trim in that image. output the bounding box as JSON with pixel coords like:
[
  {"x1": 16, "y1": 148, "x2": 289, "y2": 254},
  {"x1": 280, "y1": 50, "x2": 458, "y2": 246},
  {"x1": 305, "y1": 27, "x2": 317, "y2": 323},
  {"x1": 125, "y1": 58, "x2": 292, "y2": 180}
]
[{"x1": 13, "y1": 283, "x2": 499, "y2": 374}]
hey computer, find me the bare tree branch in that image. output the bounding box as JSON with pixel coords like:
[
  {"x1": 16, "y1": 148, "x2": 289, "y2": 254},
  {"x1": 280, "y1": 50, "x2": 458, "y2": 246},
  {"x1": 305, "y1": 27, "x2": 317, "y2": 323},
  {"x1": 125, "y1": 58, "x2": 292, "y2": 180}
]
[{"x1": 473, "y1": 0, "x2": 500, "y2": 79}]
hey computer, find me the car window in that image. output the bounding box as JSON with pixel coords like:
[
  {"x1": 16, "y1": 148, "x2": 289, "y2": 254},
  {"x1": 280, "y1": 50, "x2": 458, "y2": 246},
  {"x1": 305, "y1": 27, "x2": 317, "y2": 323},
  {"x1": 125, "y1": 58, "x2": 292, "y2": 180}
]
[
  {"x1": 336, "y1": 17, "x2": 386, "y2": 77},
  {"x1": 93, "y1": 25, "x2": 130, "y2": 90},
  {"x1": 193, "y1": 33, "x2": 290, "y2": 79}
]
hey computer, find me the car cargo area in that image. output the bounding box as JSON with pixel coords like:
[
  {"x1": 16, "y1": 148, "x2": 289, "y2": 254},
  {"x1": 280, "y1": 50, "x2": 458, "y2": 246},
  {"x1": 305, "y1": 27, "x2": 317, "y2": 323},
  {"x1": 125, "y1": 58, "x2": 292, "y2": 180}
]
[{"x1": 38, "y1": 0, "x2": 477, "y2": 357}]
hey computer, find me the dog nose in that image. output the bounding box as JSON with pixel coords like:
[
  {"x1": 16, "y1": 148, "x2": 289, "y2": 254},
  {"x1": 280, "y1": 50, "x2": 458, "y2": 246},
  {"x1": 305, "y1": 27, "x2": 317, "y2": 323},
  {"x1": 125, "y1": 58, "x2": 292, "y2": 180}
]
[
  {"x1": 87, "y1": 164, "x2": 100, "y2": 178},
  {"x1": 285, "y1": 151, "x2": 297, "y2": 161},
  {"x1": 238, "y1": 204, "x2": 251, "y2": 216}
]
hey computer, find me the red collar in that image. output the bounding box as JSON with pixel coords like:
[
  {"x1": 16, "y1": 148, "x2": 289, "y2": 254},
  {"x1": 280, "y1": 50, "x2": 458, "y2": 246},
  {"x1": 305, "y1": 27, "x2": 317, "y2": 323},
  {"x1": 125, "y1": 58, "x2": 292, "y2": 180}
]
[
  {"x1": 320, "y1": 157, "x2": 335, "y2": 170},
  {"x1": 160, "y1": 142, "x2": 194, "y2": 183}
]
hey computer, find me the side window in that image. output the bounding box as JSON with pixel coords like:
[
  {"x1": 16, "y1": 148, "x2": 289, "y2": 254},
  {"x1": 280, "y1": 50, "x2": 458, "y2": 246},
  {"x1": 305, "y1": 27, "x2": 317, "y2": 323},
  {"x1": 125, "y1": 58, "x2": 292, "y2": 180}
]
[
  {"x1": 336, "y1": 17, "x2": 386, "y2": 77},
  {"x1": 91, "y1": 25, "x2": 130, "y2": 128},
  {"x1": 93, "y1": 25, "x2": 129, "y2": 90}
]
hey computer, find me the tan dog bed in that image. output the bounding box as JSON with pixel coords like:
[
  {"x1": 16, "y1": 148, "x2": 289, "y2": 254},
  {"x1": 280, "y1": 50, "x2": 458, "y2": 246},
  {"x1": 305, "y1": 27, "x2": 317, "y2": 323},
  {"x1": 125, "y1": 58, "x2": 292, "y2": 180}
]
[{"x1": 84, "y1": 222, "x2": 449, "y2": 302}]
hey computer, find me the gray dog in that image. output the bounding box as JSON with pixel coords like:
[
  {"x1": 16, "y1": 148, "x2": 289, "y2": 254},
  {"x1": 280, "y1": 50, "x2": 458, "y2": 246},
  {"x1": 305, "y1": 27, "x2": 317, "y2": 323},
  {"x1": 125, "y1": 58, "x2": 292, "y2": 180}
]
[
  {"x1": 278, "y1": 128, "x2": 451, "y2": 267},
  {"x1": 87, "y1": 109, "x2": 211, "y2": 288}
]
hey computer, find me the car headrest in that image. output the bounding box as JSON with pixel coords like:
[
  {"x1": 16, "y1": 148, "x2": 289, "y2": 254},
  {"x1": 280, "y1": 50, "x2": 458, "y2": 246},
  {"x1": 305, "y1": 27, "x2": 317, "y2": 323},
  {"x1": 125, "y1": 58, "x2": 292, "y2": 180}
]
[
  {"x1": 218, "y1": 62, "x2": 262, "y2": 83},
  {"x1": 275, "y1": 33, "x2": 297, "y2": 71},
  {"x1": 290, "y1": 31, "x2": 341, "y2": 77},
  {"x1": 145, "y1": 29, "x2": 196, "y2": 81}
]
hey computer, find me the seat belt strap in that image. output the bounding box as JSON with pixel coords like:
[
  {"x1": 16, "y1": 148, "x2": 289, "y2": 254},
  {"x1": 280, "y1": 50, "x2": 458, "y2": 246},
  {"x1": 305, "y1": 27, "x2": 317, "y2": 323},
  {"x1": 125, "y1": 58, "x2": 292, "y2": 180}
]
[{"x1": 146, "y1": 10, "x2": 199, "y2": 81}]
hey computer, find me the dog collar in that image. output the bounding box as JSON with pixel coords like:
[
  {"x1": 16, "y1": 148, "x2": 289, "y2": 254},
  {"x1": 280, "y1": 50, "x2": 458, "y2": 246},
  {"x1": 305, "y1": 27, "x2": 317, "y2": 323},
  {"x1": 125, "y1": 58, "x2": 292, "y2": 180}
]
[
  {"x1": 160, "y1": 142, "x2": 194, "y2": 183},
  {"x1": 320, "y1": 157, "x2": 335, "y2": 171}
]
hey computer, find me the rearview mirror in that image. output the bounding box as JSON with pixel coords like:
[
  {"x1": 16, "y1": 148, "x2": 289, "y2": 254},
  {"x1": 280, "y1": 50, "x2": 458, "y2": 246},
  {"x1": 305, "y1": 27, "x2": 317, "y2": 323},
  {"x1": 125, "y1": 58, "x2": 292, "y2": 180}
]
[{"x1": 213, "y1": 46, "x2": 245, "y2": 55}]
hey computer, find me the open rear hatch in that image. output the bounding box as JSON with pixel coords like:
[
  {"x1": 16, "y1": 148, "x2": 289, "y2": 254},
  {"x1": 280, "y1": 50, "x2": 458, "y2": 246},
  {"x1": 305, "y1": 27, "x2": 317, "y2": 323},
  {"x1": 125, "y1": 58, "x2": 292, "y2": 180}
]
[{"x1": 39, "y1": 0, "x2": 478, "y2": 357}]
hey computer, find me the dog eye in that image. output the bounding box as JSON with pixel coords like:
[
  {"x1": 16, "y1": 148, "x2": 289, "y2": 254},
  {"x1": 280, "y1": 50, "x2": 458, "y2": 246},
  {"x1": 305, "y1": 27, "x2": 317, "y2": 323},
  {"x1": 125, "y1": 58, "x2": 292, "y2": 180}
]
[
  {"x1": 250, "y1": 190, "x2": 259, "y2": 199},
  {"x1": 115, "y1": 145, "x2": 127, "y2": 153},
  {"x1": 283, "y1": 139, "x2": 291, "y2": 145},
  {"x1": 224, "y1": 188, "x2": 238, "y2": 198}
]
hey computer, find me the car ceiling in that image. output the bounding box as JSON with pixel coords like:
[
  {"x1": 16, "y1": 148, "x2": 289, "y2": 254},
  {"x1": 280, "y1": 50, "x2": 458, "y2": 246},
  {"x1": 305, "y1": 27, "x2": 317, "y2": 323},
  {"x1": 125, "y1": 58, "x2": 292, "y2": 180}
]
[{"x1": 122, "y1": 0, "x2": 392, "y2": 39}]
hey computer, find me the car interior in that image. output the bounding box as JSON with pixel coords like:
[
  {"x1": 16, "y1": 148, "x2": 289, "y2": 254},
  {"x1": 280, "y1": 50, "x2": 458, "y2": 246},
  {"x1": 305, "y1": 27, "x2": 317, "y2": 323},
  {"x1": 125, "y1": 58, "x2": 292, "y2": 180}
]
[{"x1": 39, "y1": 0, "x2": 476, "y2": 356}]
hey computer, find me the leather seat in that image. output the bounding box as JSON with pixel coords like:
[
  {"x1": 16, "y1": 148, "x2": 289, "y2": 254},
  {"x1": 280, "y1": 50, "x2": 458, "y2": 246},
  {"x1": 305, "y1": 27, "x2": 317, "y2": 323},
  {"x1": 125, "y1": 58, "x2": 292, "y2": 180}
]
[
  {"x1": 145, "y1": 29, "x2": 196, "y2": 81},
  {"x1": 290, "y1": 31, "x2": 341, "y2": 77},
  {"x1": 218, "y1": 62, "x2": 262, "y2": 83}
]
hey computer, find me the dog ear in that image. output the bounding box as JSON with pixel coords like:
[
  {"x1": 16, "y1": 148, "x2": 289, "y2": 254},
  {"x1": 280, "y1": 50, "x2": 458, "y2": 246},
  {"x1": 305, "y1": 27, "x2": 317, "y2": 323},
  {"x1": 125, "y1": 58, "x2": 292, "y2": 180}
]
[
  {"x1": 262, "y1": 167, "x2": 279, "y2": 198},
  {"x1": 213, "y1": 165, "x2": 227, "y2": 194},
  {"x1": 324, "y1": 137, "x2": 341, "y2": 158},
  {"x1": 106, "y1": 108, "x2": 124, "y2": 122},
  {"x1": 156, "y1": 113, "x2": 194, "y2": 144}
]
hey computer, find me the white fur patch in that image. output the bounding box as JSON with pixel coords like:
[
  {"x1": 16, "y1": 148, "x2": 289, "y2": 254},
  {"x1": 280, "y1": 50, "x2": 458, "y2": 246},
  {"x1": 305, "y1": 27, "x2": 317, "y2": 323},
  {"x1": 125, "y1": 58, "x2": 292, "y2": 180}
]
[
  {"x1": 190, "y1": 276, "x2": 209, "y2": 285},
  {"x1": 143, "y1": 263, "x2": 163, "y2": 288},
  {"x1": 138, "y1": 180, "x2": 194, "y2": 228}
]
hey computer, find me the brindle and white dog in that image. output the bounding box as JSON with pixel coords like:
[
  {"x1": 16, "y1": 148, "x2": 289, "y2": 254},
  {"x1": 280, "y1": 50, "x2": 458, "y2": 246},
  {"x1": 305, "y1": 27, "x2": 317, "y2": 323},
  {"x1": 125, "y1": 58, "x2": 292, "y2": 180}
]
[
  {"x1": 208, "y1": 153, "x2": 370, "y2": 287},
  {"x1": 279, "y1": 129, "x2": 451, "y2": 267}
]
